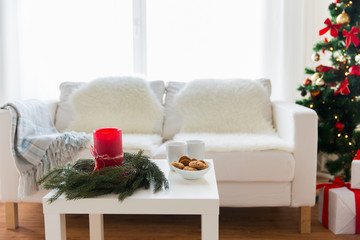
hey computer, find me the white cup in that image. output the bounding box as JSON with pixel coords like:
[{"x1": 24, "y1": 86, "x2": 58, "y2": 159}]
[
  {"x1": 186, "y1": 140, "x2": 205, "y2": 160},
  {"x1": 166, "y1": 141, "x2": 186, "y2": 171}
]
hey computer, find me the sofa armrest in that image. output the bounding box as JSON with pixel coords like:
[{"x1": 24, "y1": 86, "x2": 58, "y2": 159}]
[
  {"x1": 272, "y1": 101, "x2": 318, "y2": 207},
  {"x1": 0, "y1": 109, "x2": 20, "y2": 202},
  {"x1": 0, "y1": 100, "x2": 58, "y2": 202}
]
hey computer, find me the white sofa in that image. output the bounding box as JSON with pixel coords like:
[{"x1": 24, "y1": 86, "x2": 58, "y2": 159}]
[{"x1": 0, "y1": 78, "x2": 317, "y2": 233}]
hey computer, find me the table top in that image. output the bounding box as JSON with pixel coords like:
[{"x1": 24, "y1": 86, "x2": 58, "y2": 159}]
[{"x1": 43, "y1": 159, "x2": 219, "y2": 215}]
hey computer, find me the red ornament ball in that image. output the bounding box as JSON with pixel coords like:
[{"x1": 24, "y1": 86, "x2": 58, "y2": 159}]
[
  {"x1": 304, "y1": 78, "x2": 312, "y2": 86},
  {"x1": 349, "y1": 65, "x2": 360, "y2": 76},
  {"x1": 335, "y1": 122, "x2": 344, "y2": 131}
]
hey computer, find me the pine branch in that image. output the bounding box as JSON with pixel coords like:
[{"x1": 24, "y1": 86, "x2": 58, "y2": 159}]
[{"x1": 38, "y1": 150, "x2": 169, "y2": 203}]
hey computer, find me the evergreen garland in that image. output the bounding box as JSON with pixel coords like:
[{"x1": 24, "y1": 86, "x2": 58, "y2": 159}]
[{"x1": 38, "y1": 150, "x2": 169, "y2": 203}]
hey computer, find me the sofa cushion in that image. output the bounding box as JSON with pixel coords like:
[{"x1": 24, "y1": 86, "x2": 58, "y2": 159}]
[
  {"x1": 153, "y1": 145, "x2": 294, "y2": 182},
  {"x1": 55, "y1": 78, "x2": 165, "y2": 133},
  {"x1": 162, "y1": 79, "x2": 273, "y2": 140},
  {"x1": 174, "y1": 79, "x2": 273, "y2": 133},
  {"x1": 67, "y1": 76, "x2": 164, "y2": 134},
  {"x1": 172, "y1": 133, "x2": 292, "y2": 152}
]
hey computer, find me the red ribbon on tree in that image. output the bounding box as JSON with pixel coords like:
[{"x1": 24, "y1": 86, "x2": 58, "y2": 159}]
[
  {"x1": 316, "y1": 65, "x2": 334, "y2": 72},
  {"x1": 334, "y1": 78, "x2": 350, "y2": 96},
  {"x1": 319, "y1": 18, "x2": 341, "y2": 38},
  {"x1": 317, "y1": 177, "x2": 360, "y2": 233},
  {"x1": 343, "y1": 27, "x2": 360, "y2": 48}
]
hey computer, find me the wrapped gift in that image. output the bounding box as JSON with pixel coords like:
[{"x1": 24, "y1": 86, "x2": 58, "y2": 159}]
[
  {"x1": 317, "y1": 177, "x2": 360, "y2": 234},
  {"x1": 351, "y1": 157, "x2": 360, "y2": 189}
]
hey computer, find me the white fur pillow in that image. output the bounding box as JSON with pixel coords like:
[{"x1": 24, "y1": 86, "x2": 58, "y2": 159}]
[
  {"x1": 68, "y1": 76, "x2": 164, "y2": 134},
  {"x1": 173, "y1": 79, "x2": 274, "y2": 134}
]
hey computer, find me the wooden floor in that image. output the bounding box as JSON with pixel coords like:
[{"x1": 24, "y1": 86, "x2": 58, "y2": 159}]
[{"x1": 0, "y1": 202, "x2": 357, "y2": 240}]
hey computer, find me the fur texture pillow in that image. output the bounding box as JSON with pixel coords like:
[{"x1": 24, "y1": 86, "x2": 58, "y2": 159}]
[
  {"x1": 68, "y1": 76, "x2": 164, "y2": 134},
  {"x1": 173, "y1": 79, "x2": 274, "y2": 134}
]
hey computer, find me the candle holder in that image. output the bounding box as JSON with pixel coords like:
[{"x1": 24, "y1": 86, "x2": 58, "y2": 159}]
[{"x1": 92, "y1": 128, "x2": 123, "y2": 170}]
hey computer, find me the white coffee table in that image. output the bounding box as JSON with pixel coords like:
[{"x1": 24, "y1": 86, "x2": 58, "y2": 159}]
[{"x1": 42, "y1": 159, "x2": 219, "y2": 240}]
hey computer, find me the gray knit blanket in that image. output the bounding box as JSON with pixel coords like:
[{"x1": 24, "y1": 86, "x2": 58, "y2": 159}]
[{"x1": 2, "y1": 100, "x2": 90, "y2": 198}]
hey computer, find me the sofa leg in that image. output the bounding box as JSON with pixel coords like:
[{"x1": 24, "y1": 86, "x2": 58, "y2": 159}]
[
  {"x1": 300, "y1": 206, "x2": 311, "y2": 233},
  {"x1": 5, "y1": 202, "x2": 19, "y2": 229}
]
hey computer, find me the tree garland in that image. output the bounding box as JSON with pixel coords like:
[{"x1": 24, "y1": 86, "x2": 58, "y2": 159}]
[{"x1": 38, "y1": 150, "x2": 169, "y2": 203}]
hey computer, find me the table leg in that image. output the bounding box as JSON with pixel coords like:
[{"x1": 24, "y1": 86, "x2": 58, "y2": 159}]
[
  {"x1": 201, "y1": 214, "x2": 219, "y2": 240},
  {"x1": 44, "y1": 214, "x2": 66, "y2": 240},
  {"x1": 89, "y1": 214, "x2": 104, "y2": 240}
]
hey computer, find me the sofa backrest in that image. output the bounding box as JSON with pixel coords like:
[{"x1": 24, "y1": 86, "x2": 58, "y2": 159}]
[
  {"x1": 55, "y1": 79, "x2": 165, "y2": 133},
  {"x1": 162, "y1": 79, "x2": 273, "y2": 140}
]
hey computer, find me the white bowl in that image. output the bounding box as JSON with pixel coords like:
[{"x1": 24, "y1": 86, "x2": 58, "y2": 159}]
[{"x1": 173, "y1": 161, "x2": 211, "y2": 180}]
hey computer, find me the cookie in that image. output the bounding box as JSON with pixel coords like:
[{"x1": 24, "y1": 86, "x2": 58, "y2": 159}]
[
  {"x1": 189, "y1": 161, "x2": 201, "y2": 168},
  {"x1": 171, "y1": 161, "x2": 184, "y2": 169},
  {"x1": 179, "y1": 158, "x2": 191, "y2": 166},
  {"x1": 179, "y1": 155, "x2": 191, "y2": 162},
  {"x1": 183, "y1": 166, "x2": 198, "y2": 171},
  {"x1": 197, "y1": 161, "x2": 208, "y2": 170}
]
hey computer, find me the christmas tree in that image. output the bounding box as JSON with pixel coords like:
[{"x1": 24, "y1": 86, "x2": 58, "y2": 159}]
[{"x1": 296, "y1": 0, "x2": 360, "y2": 181}]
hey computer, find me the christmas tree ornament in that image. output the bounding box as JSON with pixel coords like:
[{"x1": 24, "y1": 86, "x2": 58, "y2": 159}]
[
  {"x1": 343, "y1": 27, "x2": 360, "y2": 48},
  {"x1": 312, "y1": 52, "x2": 320, "y2": 62},
  {"x1": 310, "y1": 72, "x2": 321, "y2": 81},
  {"x1": 301, "y1": 90, "x2": 307, "y2": 97},
  {"x1": 334, "y1": 78, "x2": 350, "y2": 96},
  {"x1": 335, "y1": 122, "x2": 345, "y2": 131},
  {"x1": 336, "y1": 12, "x2": 350, "y2": 25},
  {"x1": 304, "y1": 78, "x2": 312, "y2": 85},
  {"x1": 319, "y1": 18, "x2": 341, "y2": 37},
  {"x1": 339, "y1": 55, "x2": 347, "y2": 62},
  {"x1": 316, "y1": 78, "x2": 325, "y2": 86},
  {"x1": 355, "y1": 55, "x2": 360, "y2": 62},
  {"x1": 311, "y1": 90, "x2": 322, "y2": 99},
  {"x1": 349, "y1": 65, "x2": 360, "y2": 76}
]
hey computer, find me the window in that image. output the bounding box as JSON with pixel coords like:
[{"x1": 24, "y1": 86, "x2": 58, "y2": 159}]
[
  {"x1": 18, "y1": 0, "x2": 133, "y2": 99},
  {"x1": 147, "y1": 0, "x2": 265, "y2": 81},
  {"x1": 10, "y1": 0, "x2": 267, "y2": 100}
]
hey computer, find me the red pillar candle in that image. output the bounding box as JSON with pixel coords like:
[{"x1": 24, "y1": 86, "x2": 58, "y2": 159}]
[{"x1": 93, "y1": 128, "x2": 123, "y2": 169}]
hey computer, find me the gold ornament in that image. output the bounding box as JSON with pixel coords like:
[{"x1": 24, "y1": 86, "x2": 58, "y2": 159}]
[
  {"x1": 336, "y1": 12, "x2": 350, "y2": 25},
  {"x1": 310, "y1": 72, "x2": 321, "y2": 81},
  {"x1": 315, "y1": 78, "x2": 325, "y2": 86}
]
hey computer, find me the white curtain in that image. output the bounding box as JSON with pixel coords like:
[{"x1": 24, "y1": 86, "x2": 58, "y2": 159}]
[
  {"x1": 260, "y1": 0, "x2": 330, "y2": 101},
  {"x1": 0, "y1": 0, "x2": 330, "y2": 104},
  {"x1": 0, "y1": 0, "x2": 22, "y2": 104}
]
